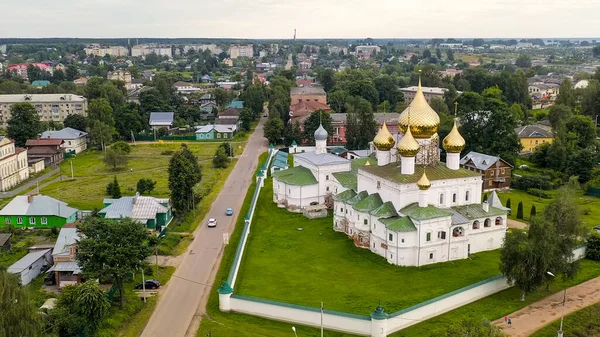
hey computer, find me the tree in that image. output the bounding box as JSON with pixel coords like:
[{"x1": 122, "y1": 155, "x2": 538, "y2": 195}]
[
  {"x1": 77, "y1": 217, "x2": 151, "y2": 309},
  {"x1": 0, "y1": 271, "x2": 43, "y2": 337},
  {"x1": 515, "y1": 54, "x2": 532, "y2": 68},
  {"x1": 564, "y1": 115, "x2": 597, "y2": 150},
  {"x1": 168, "y1": 145, "x2": 202, "y2": 213},
  {"x1": 111, "y1": 140, "x2": 131, "y2": 154},
  {"x1": 344, "y1": 96, "x2": 378, "y2": 150},
  {"x1": 374, "y1": 75, "x2": 402, "y2": 110},
  {"x1": 505, "y1": 71, "x2": 531, "y2": 107},
  {"x1": 516, "y1": 201, "x2": 524, "y2": 219},
  {"x1": 303, "y1": 111, "x2": 333, "y2": 144},
  {"x1": 446, "y1": 49, "x2": 455, "y2": 61},
  {"x1": 242, "y1": 84, "x2": 265, "y2": 117},
  {"x1": 7, "y1": 102, "x2": 42, "y2": 147},
  {"x1": 89, "y1": 120, "x2": 113, "y2": 148},
  {"x1": 136, "y1": 178, "x2": 156, "y2": 194},
  {"x1": 264, "y1": 116, "x2": 285, "y2": 145},
  {"x1": 593, "y1": 46, "x2": 600, "y2": 58},
  {"x1": 212, "y1": 146, "x2": 229, "y2": 168},
  {"x1": 63, "y1": 114, "x2": 87, "y2": 131},
  {"x1": 52, "y1": 281, "x2": 110, "y2": 337},
  {"x1": 556, "y1": 78, "x2": 576, "y2": 108},
  {"x1": 88, "y1": 98, "x2": 115, "y2": 127},
  {"x1": 318, "y1": 68, "x2": 336, "y2": 93},
  {"x1": 530, "y1": 204, "x2": 537, "y2": 217},
  {"x1": 548, "y1": 104, "x2": 572, "y2": 129},
  {"x1": 587, "y1": 232, "x2": 600, "y2": 261},
  {"x1": 284, "y1": 120, "x2": 302, "y2": 146},
  {"x1": 347, "y1": 79, "x2": 379, "y2": 110},
  {"x1": 106, "y1": 176, "x2": 122, "y2": 198},
  {"x1": 506, "y1": 198, "x2": 511, "y2": 212},
  {"x1": 239, "y1": 108, "x2": 253, "y2": 131},
  {"x1": 65, "y1": 64, "x2": 79, "y2": 81},
  {"x1": 423, "y1": 49, "x2": 432, "y2": 59}
]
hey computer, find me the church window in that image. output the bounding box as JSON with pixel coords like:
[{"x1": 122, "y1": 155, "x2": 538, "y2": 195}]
[
  {"x1": 472, "y1": 221, "x2": 480, "y2": 229},
  {"x1": 426, "y1": 232, "x2": 431, "y2": 242},
  {"x1": 340, "y1": 207, "x2": 344, "y2": 213},
  {"x1": 439, "y1": 194, "x2": 444, "y2": 205},
  {"x1": 495, "y1": 217, "x2": 502, "y2": 226},
  {"x1": 401, "y1": 238, "x2": 405, "y2": 243},
  {"x1": 326, "y1": 175, "x2": 329, "y2": 180},
  {"x1": 429, "y1": 253, "x2": 434, "y2": 260},
  {"x1": 357, "y1": 214, "x2": 360, "y2": 220},
  {"x1": 452, "y1": 193, "x2": 457, "y2": 203},
  {"x1": 484, "y1": 218, "x2": 491, "y2": 227},
  {"x1": 364, "y1": 219, "x2": 368, "y2": 225},
  {"x1": 345, "y1": 209, "x2": 347, "y2": 214},
  {"x1": 466, "y1": 191, "x2": 470, "y2": 201},
  {"x1": 289, "y1": 189, "x2": 291, "y2": 194},
  {"x1": 390, "y1": 254, "x2": 393, "y2": 260},
  {"x1": 326, "y1": 187, "x2": 329, "y2": 192},
  {"x1": 373, "y1": 242, "x2": 375, "y2": 249},
  {"x1": 438, "y1": 231, "x2": 446, "y2": 240},
  {"x1": 389, "y1": 233, "x2": 393, "y2": 241}
]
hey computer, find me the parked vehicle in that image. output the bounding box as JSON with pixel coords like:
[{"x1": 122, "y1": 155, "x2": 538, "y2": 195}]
[
  {"x1": 134, "y1": 280, "x2": 160, "y2": 290},
  {"x1": 208, "y1": 218, "x2": 217, "y2": 228}
]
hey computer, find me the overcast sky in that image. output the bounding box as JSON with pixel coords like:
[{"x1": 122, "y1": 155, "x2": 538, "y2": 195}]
[{"x1": 1, "y1": 0, "x2": 599, "y2": 39}]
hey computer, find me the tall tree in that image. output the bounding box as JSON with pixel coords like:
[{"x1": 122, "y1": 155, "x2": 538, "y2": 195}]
[
  {"x1": 347, "y1": 79, "x2": 379, "y2": 110},
  {"x1": 63, "y1": 114, "x2": 87, "y2": 132},
  {"x1": 7, "y1": 102, "x2": 42, "y2": 147},
  {"x1": 88, "y1": 120, "x2": 113, "y2": 148},
  {"x1": 51, "y1": 281, "x2": 110, "y2": 337},
  {"x1": 344, "y1": 96, "x2": 378, "y2": 150},
  {"x1": 548, "y1": 104, "x2": 572, "y2": 130},
  {"x1": 0, "y1": 271, "x2": 43, "y2": 337},
  {"x1": 77, "y1": 217, "x2": 151, "y2": 309},
  {"x1": 65, "y1": 64, "x2": 80, "y2": 81},
  {"x1": 317, "y1": 68, "x2": 336, "y2": 93},
  {"x1": 302, "y1": 111, "x2": 333, "y2": 144},
  {"x1": 168, "y1": 145, "x2": 202, "y2": 213},
  {"x1": 239, "y1": 108, "x2": 253, "y2": 131},
  {"x1": 263, "y1": 116, "x2": 285, "y2": 145},
  {"x1": 556, "y1": 78, "x2": 576, "y2": 108},
  {"x1": 212, "y1": 147, "x2": 229, "y2": 168},
  {"x1": 374, "y1": 75, "x2": 402, "y2": 110},
  {"x1": 88, "y1": 98, "x2": 115, "y2": 127},
  {"x1": 515, "y1": 54, "x2": 532, "y2": 68}
]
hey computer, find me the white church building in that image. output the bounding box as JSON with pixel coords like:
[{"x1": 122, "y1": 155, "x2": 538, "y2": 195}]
[{"x1": 272, "y1": 78, "x2": 508, "y2": 267}]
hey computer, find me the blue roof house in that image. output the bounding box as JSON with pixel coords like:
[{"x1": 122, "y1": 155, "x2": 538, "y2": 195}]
[
  {"x1": 149, "y1": 112, "x2": 174, "y2": 130},
  {"x1": 228, "y1": 100, "x2": 244, "y2": 109}
]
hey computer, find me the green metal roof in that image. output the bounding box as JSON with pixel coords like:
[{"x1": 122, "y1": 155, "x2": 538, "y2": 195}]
[
  {"x1": 346, "y1": 191, "x2": 368, "y2": 205},
  {"x1": 272, "y1": 158, "x2": 288, "y2": 168},
  {"x1": 351, "y1": 157, "x2": 377, "y2": 172},
  {"x1": 332, "y1": 171, "x2": 357, "y2": 191},
  {"x1": 353, "y1": 193, "x2": 383, "y2": 212},
  {"x1": 272, "y1": 166, "x2": 317, "y2": 186},
  {"x1": 291, "y1": 140, "x2": 298, "y2": 146},
  {"x1": 330, "y1": 146, "x2": 348, "y2": 155},
  {"x1": 380, "y1": 216, "x2": 417, "y2": 232},
  {"x1": 370, "y1": 201, "x2": 398, "y2": 218},
  {"x1": 334, "y1": 189, "x2": 357, "y2": 202},
  {"x1": 360, "y1": 162, "x2": 480, "y2": 184},
  {"x1": 451, "y1": 204, "x2": 507, "y2": 220},
  {"x1": 400, "y1": 203, "x2": 453, "y2": 221}
]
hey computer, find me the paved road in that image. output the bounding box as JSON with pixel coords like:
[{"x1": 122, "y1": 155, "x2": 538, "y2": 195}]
[{"x1": 141, "y1": 117, "x2": 267, "y2": 337}]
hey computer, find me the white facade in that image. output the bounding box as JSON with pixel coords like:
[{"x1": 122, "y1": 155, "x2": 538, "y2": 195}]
[
  {"x1": 84, "y1": 45, "x2": 129, "y2": 57},
  {"x1": 230, "y1": 45, "x2": 254, "y2": 59},
  {"x1": 7, "y1": 249, "x2": 52, "y2": 286},
  {"x1": 0, "y1": 94, "x2": 88, "y2": 127},
  {"x1": 132, "y1": 45, "x2": 173, "y2": 58},
  {"x1": 0, "y1": 137, "x2": 29, "y2": 191}
]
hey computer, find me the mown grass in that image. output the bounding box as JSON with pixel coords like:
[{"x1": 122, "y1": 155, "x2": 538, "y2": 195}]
[{"x1": 530, "y1": 300, "x2": 600, "y2": 337}]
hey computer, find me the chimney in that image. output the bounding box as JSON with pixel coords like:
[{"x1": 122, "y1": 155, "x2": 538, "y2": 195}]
[
  {"x1": 482, "y1": 201, "x2": 489, "y2": 212},
  {"x1": 133, "y1": 192, "x2": 139, "y2": 204},
  {"x1": 27, "y1": 194, "x2": 34, "y2": 203}
]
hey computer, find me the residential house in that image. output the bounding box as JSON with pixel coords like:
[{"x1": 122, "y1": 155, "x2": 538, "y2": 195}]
[
  {"x1": 0, "y1": 136, "x2": 29, "y2": 191},
  {"x1": 199, "y1": 93, "x2": 216, "y2": 105},
  {"x1": 223, "y1": 58, "x2": 234, "y2": 67},
  {"x1": 216, "y1": 107, "x2": 241, "y2": 126},
  {"x1": 32, "y1": 80, "x2": 50, "y2": 88},
  {"x1": 142, "y1": 71, "x2": 154, "y2": 81},
  {"x1": 41, "y1": 127, "x2": 88, "y2": 154},
  {"x1": 400, "y1": 86, "x2": 460, "y2": 103},
  {"x1": 73, "y1": 77, "x2": 88, "y2": 85},
  {"x1": 149, "y1": 112, "x2": 174, "y2": 130},
  {"x1": 99, "y1": 193, "x2": 173, "y2": 232},
  {"x1": 25, "y1": 139, "x2": 64, "y2": 166},
  {"x1": 289, "y1": 87, "x2": 331, "y2": 122},
  {"x1": 0, "y1": 194, "x2": 78, "y2": 228},
  {"x1": 50, "y1": 224, "x2": 82, "y2": 288},
  {"x1": 174, "y1": 81, "x2": 201, "y2": 94},
  {"x1": 460, "y1": 152, "x2": 512, "y2": 191},
  {"x1": 7, "y1": 248, "x2": 53, "y2": 285},
  {"x1": 515, "y1": 124, "x2": 553, "y2": 153},
  {"x1": 228, "y1": 100, "x2": 244, "y2": 109},
  {"x1": 131, "y1": 78, "x2": 145, "y2": 90},
  {"x1": 439, "y1": 68, "x2": 463, "y2": 78},
  {"x1": 0, "y1": 233, "x2": 12, "y2": 251},
  {"x1": 8, "y1": 63, "x2": 52, "y2": 80},
  {"x1": 528, "y1": 83, "x2": 560, "y2": 100},
  {"x1": 195, "y1": 124, "x2": 237, "y2": 140},
  {"x1": 28, "y1": 159, "x2": 45, "y2": 174},
  {"x1": 108, "y1": 70, "x2": 132, "y2": 90},
  {"x1": 0, "y1": 94, "x2": 88, "y2": 127}
]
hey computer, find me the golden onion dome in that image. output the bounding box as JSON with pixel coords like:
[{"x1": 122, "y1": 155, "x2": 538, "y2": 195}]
[
  {"x1": 396, "y1": 127, "x2": 420, "y2": 157},
  {"x1": 398, "y1": 78, "x2": 441, "y2": 139},
  {"x1": 417, "y1": 171, "x2": 431, "y2": 190},
  {"x1": 373, "y1": 122, "x2": 396, "y2": 151},
  {"x1": 443, "y1": 120, "x2": 466, "y2": 153}
]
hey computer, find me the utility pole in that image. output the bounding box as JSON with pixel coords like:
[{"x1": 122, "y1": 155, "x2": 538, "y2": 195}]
[
  {"x1": 70, "y1": 160, "x2": 74, "y2": 179},
  {"x1": 141, "y1": 268, "x2": 146, "y2": 303},
  {"x1": 558, "y1": 289, "x2": 566, "y2": 337},
  {"x1": 320, "y1": 302, "x2": 324, "y2": 337}
]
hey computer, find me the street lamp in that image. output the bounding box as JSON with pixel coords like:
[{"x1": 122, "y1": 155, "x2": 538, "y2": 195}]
[
  {"x1": 291, "y1": 326, "x2": 298, "y2": 337},
  {"x1": 547, "y1": 271, "x2": 566, "y2": 337}
]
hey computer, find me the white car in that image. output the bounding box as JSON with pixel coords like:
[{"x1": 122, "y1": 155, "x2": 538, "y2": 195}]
[{"x1": 207, "y1": 218, "x2": 217, "y2": 228}]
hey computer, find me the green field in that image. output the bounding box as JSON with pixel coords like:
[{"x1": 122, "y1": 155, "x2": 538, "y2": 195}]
[
  {"x1": 235, "y1": 179, "x2": 503, "y2": 315},
  {"x1": 39, "y1": 142, "x2": 243, "y2": 211},
  {"x1": 530, "y1": 300, "x2": 600, "y2": 337}
]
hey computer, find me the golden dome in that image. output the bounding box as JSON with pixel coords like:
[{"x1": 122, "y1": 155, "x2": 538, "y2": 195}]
[
  {"x1": 398, "y1": 78, "x2": 441, "y2": 139},
  {"x1": 417, "y1": 171, "x2": 431, "y2": 190},
  {"x1": 443, "y1": 120, "x2": 466, "y2": 153},
  {"x1": 396, "y1": 127, "x2": 420, "y2": 157},
  {"x1": 373, "y1": 122, "x2": 395, "y2": 151}
]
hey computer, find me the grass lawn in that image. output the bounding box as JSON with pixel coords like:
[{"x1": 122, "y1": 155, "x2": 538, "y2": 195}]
[
  {"x1": 40, "y1": 141, "x2": 242, "y2": 211},
  {"x1": 530, "y1": 300, "x2": 600, "y2": 337},
  {"x1": 235, "y1": 179, "x2": 503, "y2": 316},
  {"x1": 0, "y1": 229, "x2": 57, "y2": 268},
  {"x1": 497, "y1": 189, "x2": 600, "y2": 230},
  {"x1": 97, "y1": 265, "x2": 176, "y2": 337},
  {"x1": 393, "y1": 258, "x2": 600, "y2": 336}
]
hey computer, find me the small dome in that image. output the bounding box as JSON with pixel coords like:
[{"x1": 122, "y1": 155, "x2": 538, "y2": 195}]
[
  {"x1": 443, "y1": 120, "x2": 466, "y2": 153},
  {"x1": 398, "y1": 78, "x2": 440, "y2": 139},
  {"x1": 396, "y1": 127, "x2": 420, "y2": 157},
  {"x1": 373, "y1": 122, "x2": 395, "y2": 151},
  {"x1": 417, "y1": 171, "x2": 431, "y2": 190},
  {"x1": 314, "y1": 124, "x2": 328, "y2": 141}
]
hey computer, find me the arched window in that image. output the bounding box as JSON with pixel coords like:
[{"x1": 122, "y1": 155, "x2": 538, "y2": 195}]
[
  {"x1": 439, "y1": 193, "x2": 444, "y2": 205},
  {"x1": 465, "y1": 190, "x2": 470, "y2": 201},
  {"x1": 472, "y1": 220, "x2": 480, "y2": 230},
  {"x1": 484, "y1": 218, "x2": 491, "y2": 227},
  {"x1": 453, "y1": 227, "x2": 464, "y2": 237},
  {"x1": 495, "y1": 217, "x2": 503, "y2": 226}
]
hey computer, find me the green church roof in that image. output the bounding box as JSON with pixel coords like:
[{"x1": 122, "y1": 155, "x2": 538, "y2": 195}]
[
  {"x1": 400, "y1": 203, "x2": 453, "y2": 221},
  {"x1": 334, "y1": 189, "x2": 357, "y2": 202},
  {"x1": 346, "y1": 191, "x2": 369, "y2": 205},
  {"x1": 332, "y1": 171, "x2": 357, "y2": 192},
  {"x1": 380, "y1": 216, "x2": 417, "y2": 232},
  {"x1": 353, "y1": 193, "x2": 383, "y2": 212},
  {"x1": 351, "y1": 157, "x2": 377, "y2": 172},
  {"x1": 370, "y1": 201, "x2": 398, "y2": 218},
  {"x1": 451, "y1": 204, "x2": 507, "y2": 220},
  {"x1": 272, "y1": 166, "x2": 317, "y2": 186},
  {"x1": 360, "y1": 162, "x2": 480, "y2": 184}
]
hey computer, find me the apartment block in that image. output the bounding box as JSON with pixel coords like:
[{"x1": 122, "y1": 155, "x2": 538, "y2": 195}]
[
  {"x1": 0, "y1": 94, "x2": 88, "y2": 127},
  {"x1": 0, "y1": 137, "x2": 29, "y2": 192},
  {"x1": 84, "y1": 45, "x2": 129, "y2": 57},
  {"x1": 131, "y1": 45, "x2": 173, "y2": 58},
  {"x1": 229, "y1": 45, "x2": 254, "y2": 59}
]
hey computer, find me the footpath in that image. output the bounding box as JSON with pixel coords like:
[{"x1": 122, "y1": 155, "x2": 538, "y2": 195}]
[
  {"x1": 493, "y1": 276, "x2": 600, "y2": 336},
  {"x1": 0, "y1": 168, "x2": 61, "y2": 199}
]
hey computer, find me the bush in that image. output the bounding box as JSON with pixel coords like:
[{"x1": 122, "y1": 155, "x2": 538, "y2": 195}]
[
  {"x1": 527, "y1": 188, "x2": 550, "y2": 199},
  {"x1": 110, "y1": 141, "x2": 131, "y2": 154},
  {"x1": 530, "y1": 205, "x2": 537, "y2": 217},
  {"x1": 516, "y1": 202, "x2": 524, "y2": 219},
  {"x1": 587, "y1": 233, "x2": 600, "y2": 261},
  {"x1": 136, "y1": 178, "x2": 156, "y2": 194},
  {"x1": 513, "y1": 175, "x2": 552, "y2": 191}
]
